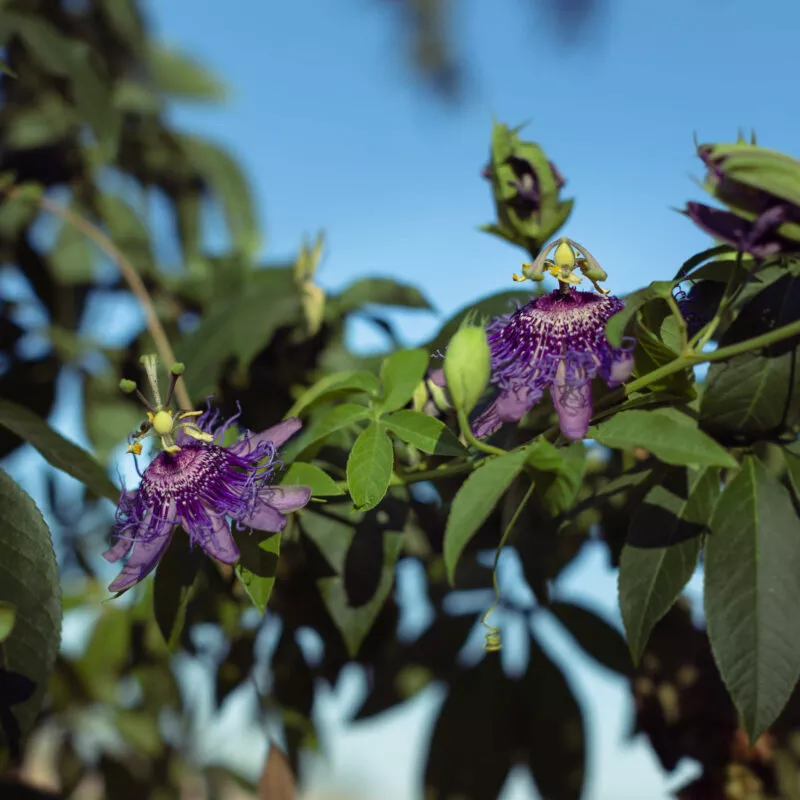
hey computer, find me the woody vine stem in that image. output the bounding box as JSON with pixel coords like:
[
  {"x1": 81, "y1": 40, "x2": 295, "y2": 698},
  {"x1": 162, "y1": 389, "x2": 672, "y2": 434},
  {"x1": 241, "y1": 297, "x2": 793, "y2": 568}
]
[{"x1": 6, "y1": 186, "x2": 192, "y2": 411}]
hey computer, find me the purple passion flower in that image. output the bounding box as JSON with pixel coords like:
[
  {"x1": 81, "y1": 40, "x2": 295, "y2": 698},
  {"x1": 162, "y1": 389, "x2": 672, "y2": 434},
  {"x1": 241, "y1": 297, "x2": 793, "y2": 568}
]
[
  {"x1": 105, "y1": 356, "x2": 310, "y2": 593},
  {"x1": 473, "y1": 288, "x2": 634, "y2": 441}
]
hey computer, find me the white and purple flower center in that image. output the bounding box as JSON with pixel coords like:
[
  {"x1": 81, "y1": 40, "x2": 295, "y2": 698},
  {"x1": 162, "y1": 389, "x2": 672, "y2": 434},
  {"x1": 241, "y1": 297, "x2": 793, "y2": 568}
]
[{"x1": 487, "y1": 288, "x2": 629, "y2": 394}]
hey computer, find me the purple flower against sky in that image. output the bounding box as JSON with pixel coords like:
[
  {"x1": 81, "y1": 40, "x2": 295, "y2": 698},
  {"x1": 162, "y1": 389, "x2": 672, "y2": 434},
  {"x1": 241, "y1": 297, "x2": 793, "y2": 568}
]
[
  {"x1": 474, "y1": 239, "x2": 633, "y2": 441},
  {"x1": 104, "y1": 356, "x2": 310, "y2": 593}
]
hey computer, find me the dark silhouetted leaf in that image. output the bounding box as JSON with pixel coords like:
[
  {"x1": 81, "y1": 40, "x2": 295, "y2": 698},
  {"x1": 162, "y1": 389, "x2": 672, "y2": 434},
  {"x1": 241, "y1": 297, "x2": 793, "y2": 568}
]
[
  {"x1": 152, "y1": 532, "x2": 202, "y2": 650},
  {"x1": 318, "y1": 532, "x2": 403, "y2": 657},
  {"x1": 331, "y1": 278, "x2": 433, "y2": 314},
  {"x1": 0, "y1": 398, "x2": 118, "y2": 502},
  {"x1": 549, "y1": 600, "x2": 632, "y2": 675},
  {"x1": 627, "y1": 467, "x2": 720, "y2": 548},
  {"x1": 0, "y1": 471, "x2": 61, "y2": 762},
  {"x1": 522, "y1": 640, "x2": 586, "y2": 800}
]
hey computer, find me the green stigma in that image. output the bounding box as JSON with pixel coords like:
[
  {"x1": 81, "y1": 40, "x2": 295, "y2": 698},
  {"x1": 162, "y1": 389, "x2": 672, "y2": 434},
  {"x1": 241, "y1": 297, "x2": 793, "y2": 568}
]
[
  {"x1": 514, "y1": 237, "x2": 610, "y2": 295},
  {"x1": 120, "y1": 355, "x2": 212, "y2": 456}
]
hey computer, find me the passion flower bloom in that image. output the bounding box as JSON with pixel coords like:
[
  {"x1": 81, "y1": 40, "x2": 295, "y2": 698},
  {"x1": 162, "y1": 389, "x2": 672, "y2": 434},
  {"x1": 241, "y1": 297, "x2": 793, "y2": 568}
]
[
  {"x1": 105, "y1": 357, "x2": 310, "y2": 593},
  {"x1": 473, "y1": 238, "x2": 633, "y2": 441}
]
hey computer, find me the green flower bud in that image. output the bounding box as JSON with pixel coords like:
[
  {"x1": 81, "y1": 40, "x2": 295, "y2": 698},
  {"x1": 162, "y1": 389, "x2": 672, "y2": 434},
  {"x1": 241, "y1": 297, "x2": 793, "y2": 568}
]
[
  {"x1": 119, "y1": 379, "x2": 137, "y2": 394},
  {"x1": 444, "y1": 324, "x2": 491, "y2": 415}
]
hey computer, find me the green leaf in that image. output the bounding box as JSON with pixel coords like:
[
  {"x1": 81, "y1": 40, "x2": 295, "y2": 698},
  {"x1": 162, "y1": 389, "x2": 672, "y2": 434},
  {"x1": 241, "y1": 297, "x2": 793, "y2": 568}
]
[
  {"x1": 383, "y1": 410, "x2": 466, "y2": 456},
  {"x1": 287, "y1": 371, "x2": 381, "y2": 418},
  {"x1": 0, "y1": 398, "x2": 118, "y2": 502},
  {"x1": 619, "y1": 538, "x2": 703, "y2": 664},
  {"x1": 281, "y1": 403, "x2": 371, "y2": 463},
  {"x1": 705, "y1": 456, "x2": 800, "y2": 740},
  {"x1": 443, "y1": 325, "x2": 491, "y2": 415},
  {"x1": 377, "y1": 349, "x2": 429, "y2": 414},
  {"x1": 533, "y1": 441, "x2": 586, "y2": 517},
  {"x1": 5, "y1": 100, "x2": 75, "y2": 150},
  {"x1": 784, "y1": 446, "x2": 800, "y2": 500},
  {"x1": 702, "y1": 353, "x2": 800, "y2": 440},
  {"x1": 346, "y1": 423, "x2": 394, "y2": 512},
  {"x1": 147, "y1": 44, "x2": 226, "y2": 101},
  {"x1": 700, "y1": 273, "x2": 800, "y2": 441},
  {"x1": 330, "y1": 278, "x2": 433, "y2": 314},
  {"x1": 235, "y1": 532, "x2": 281, "y2": 615},
  {"x1": 179, "y1": 135, "x2": 258, "y2": 254},
  {"x1": 673, "y1": 244, "x2": 735, "y2": 280},
  {"x1": 0, "y1": 471, "x2": 61, "y2": 760},
  {"x1": 589, "y1": 409, "x2": 737, "y2": 469},
  {"x1": 605, "y1": 280, "x2": 674, "y2": 348},
  {"x1": 444, "y1": 446, "x2": 531, "y2": 584},
  {"x1": 152, "y1": 532, "x2": 202, "y2": 650},
  {"x1": 549, "y1": 601, "x2": 631, "y2": 675},
  {"x1": 626, "y1": 467, "x2": 720, "y2": 548},
  {"x1": 280, "y1": 463, "x2": 343, "y2": 496},
  {"x1": 176, "y1": 270, "x2": 301, "y2": 400},
  {"x1": 0, "y1": 604, "x2": 16, "y2": 645},
  {"x1": 318, "y1": 532, "x2": 403, "y2": 657}
]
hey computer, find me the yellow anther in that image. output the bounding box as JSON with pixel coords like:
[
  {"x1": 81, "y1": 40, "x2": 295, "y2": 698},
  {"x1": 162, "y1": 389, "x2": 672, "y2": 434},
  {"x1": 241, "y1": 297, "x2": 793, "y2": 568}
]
[
  {"x1": 146, "y1": 411, "x2": 155, "y2": 423},
  {"x1": 179, "y1": 411, "x2": 203, "y2": 419},
  {"x1": 152, "y1": 410, "x2": 174, "y2": 435},
  {"x1": 183, "y1": 426, "x2": 213, "y2": 443},
  {"x1": 162, "y1": 440, "x2": 180, "y2": 454},
  {"x1": 126, "y1": 442, "x2": 143, "y2": 455},
  {"x1": 553, "y1": 239, "x2": 576, "y2": 269},
  {"x1": 512, "y1": 272, "x2": 527, "y2": 282}
]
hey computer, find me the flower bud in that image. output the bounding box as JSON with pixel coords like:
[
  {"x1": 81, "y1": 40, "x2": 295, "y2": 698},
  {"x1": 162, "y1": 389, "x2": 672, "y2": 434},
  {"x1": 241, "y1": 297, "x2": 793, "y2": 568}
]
[{"x1": 443, "y1": 324, "x2": 491, "y2": 415}]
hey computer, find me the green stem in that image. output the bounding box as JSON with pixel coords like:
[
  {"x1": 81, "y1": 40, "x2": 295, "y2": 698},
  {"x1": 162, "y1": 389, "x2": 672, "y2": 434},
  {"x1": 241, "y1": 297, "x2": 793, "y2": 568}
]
[
  {"x1": 626, "y1": 314, "x2": 800, "y2": 397},
  {"x1": 458, "y1": 409, "x2": 507, "y2": 457},
  {"x1": 688, "y1": 250, "x2": 744, "y2": 352},
  {"x1": 399, "y1": 461, "x2": 477, "y2": 484}
]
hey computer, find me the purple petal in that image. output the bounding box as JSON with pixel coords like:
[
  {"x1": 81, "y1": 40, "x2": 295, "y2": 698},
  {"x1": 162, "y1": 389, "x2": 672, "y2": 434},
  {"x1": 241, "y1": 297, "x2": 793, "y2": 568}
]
[
  {"x1": 495, "y1": 385, "x2": 535, "y2": 423},
  {"x1": 108, "y1": 522, "x2": 175, "y2": 593},
  {"x1": 606, "y1": 351, "x2": 634, "y2": 387},
  {"x1": 231, "y1": 418, "x2": 303, "y2": 457},
  {"x1": 683, "y1": 202, "x2": 787, "y2": 258},
  {"x1": 260, "y1": 485, "x2": 311, "y2": 513},
  {"x1": 238, "y1": 498, "x2": 288, "y2": 533},
  {"x1": 103, "y1": 536, "x2": 134, "y2": 564},
  {"x1": 550, "y1": 378, "x2": 592, "y2": 441},
  {"x1": 472, "y1": 402, "x2": 504, "y2": 440},
  {"x1": 195, "y1": 512, "x2": 240, "y2": 564},
  {"x1": 428, "y1": 368, "x2": 446, "y2": 388}
]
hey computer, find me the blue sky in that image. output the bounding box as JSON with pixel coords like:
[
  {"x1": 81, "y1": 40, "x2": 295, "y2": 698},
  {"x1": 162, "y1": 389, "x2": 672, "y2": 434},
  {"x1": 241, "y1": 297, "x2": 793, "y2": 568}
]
[{"x1": 6, "y1": 0, "x2": 800, "y2": 797}]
